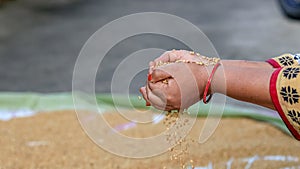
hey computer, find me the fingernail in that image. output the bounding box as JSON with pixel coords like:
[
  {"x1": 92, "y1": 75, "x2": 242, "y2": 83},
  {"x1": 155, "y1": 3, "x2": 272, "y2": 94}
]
[
  {"x1": 146, "y1": 102, "x2": 151, "y2": 106},
  {"x1": 148, "y1": 74, "x2": 152, "y2": 81}
]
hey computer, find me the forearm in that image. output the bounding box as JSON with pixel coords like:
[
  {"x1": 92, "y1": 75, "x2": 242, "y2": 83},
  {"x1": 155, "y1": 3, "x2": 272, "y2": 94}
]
[
  {"x1": 212, "y1": 60, "x2": 276, "y2": 110},
  {"x1": 220, "y1": 60, "x2": 274, "y2": 69}
]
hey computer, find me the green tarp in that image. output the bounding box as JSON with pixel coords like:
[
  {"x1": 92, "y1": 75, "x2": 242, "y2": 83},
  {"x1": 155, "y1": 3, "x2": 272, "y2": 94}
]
[{"x1": 0, "y1": 92, "x2": 290, "y2": 136}]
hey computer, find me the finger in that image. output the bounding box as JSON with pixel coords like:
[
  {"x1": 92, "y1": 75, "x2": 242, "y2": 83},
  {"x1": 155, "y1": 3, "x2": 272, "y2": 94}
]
[
  {"x1": 150, "y1": 102, "x2": 168, "y2": 111},
  {"x1": 148, "y1": 52, "x2": 169, "y2": 75},
  {"x1": 140, "y1": 87, "x2": 151, "y2": 105},
  {"x1": 148, "y1": 80, "x2": 167, "y2": 91},
  {"x1": 146, "y1": 83, "x2": 167, "y2": 109},
  {"x1": 154, "y1": 51, "x2": 180, "y2": 63},
  {"x1": 148, "y1": 83, "x2": 171, "y2": 106},
  {"x1": 148, "y1": 61, "x2": 155, "y2": 74},
  {"x1": 142, "y1": 85, "x2": 177, "y2": 111},
  {"x1": 147, "y1": 90, "x2": 174, "y2": 111},
  {"x1": 151, "y1": 65, "x2": 177, "y2": 83},
  {"x1": 148, "y1": 82, "x2": 180, "y2": 111},
  {"x1": 149, "y1": 83, "x2": 167, "y2": 102},
  {"x1": 149, "y1": 51, "x2": 180, "y2": 75},
  {"x1": 151, "y1": 69, "x2": 171, "y2": 83},
  {"x1": 153, "y1": 51, "x2": 171, "y2": 63},
  {"x1": 152, "y1": 103, "x2": 174, "y2": 111}
]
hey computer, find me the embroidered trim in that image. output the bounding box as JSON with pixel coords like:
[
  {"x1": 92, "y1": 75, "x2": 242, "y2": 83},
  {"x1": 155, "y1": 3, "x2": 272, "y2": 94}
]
[{"x1": 270, "y1": 68, "x2": 300, "y2": 140}]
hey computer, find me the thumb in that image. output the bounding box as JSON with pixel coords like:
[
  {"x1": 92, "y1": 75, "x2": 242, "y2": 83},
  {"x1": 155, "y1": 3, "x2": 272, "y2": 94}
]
[{"x1": 151, "y1": 67, "x2": 172, "y2": 83}]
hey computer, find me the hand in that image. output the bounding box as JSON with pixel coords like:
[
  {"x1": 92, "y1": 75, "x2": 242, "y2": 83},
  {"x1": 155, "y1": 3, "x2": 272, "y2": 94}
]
[
  {"x1": 140, "y1": 49, "x2": 219, "y2": 111},
  {"x1": 148, "y1": 49, "x2": 215, "y2": 74},
  {"x1": 140, "y1": 61, "x2": 210, "y2": 111}
]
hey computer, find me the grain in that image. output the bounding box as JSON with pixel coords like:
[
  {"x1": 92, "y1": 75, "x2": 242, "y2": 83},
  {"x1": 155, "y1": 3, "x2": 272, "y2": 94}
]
[
  {"x1": 162, "y1": 79, "x2": 168, "y2": 84},
  {"x1": 154, "y1": 51, "x2": 220, "y2": 68},
  {"x1": 163, "y1": 110, "x2": 195, "y2": 169}
]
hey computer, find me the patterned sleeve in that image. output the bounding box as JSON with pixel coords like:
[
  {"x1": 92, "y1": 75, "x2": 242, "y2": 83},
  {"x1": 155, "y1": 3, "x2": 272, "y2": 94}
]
[
  {"x1": 270, "y1": 66, "x2": 300, "y2": 140},
  {"x1": 266, "y1": 53, "x2": 300, "y2": 68}
]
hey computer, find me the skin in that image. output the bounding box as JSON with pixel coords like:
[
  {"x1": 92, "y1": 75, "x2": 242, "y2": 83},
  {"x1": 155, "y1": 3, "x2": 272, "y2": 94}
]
[{"x1": 140, "y1": 50, "x2": 276, "y2": 111}]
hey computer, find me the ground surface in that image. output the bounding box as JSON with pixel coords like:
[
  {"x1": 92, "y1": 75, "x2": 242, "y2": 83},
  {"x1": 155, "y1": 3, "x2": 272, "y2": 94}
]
[
  {"x1": 0, "y1": 0, "x2": 300, "y2": 93},
  {"x1": 1, "y1": 110, "x2": 300, "y2": 169}
]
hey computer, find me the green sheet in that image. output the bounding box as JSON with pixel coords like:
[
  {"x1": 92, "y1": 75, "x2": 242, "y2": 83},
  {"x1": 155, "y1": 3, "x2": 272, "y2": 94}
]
[{"x1": 0, "y1": 92, "x2": 289, "y2": 135}]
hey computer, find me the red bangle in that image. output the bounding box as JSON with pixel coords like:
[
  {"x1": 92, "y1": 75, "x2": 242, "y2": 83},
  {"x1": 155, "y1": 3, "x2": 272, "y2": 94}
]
[{"x1": 203, "y1": 62, "x2": 221, "y2": 104}]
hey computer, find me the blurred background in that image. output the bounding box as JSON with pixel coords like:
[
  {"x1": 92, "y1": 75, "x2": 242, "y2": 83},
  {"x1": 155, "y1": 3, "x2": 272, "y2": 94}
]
[
  {"x1": 0, "y1": 0, "x2": 300, "y2": 93},
  {"x1": 1, "y1": 1, "x2": 300, "y2": 168}
]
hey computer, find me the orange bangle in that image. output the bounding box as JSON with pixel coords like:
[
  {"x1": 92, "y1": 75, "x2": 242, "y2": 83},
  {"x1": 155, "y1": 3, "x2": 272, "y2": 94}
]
[{"x1": 203, "y1": 62, "x2": 221, "y2": 104}]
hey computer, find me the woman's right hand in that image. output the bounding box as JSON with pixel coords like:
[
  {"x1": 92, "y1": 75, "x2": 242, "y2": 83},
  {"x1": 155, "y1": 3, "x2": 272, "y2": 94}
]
[{"x1": 140, "y1": 50, "x2": 218, "y2": 111}]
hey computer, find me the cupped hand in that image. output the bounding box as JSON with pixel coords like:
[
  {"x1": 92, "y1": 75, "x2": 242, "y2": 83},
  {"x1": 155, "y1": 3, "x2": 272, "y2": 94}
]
[{"x1": 140, "y1": 61, "x2": 209, "y2": 111}]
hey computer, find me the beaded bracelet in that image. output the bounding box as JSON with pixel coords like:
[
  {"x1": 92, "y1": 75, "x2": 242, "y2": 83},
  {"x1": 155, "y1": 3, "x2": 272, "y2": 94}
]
[{"x1": 202, "y1": 62, "x2": 221, "y2": 104}]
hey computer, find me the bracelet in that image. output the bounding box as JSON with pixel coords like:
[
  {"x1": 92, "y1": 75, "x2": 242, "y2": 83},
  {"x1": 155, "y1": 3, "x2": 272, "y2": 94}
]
[{"x1": 203, "y1": 62, "x2": 221, "y2": 104}]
